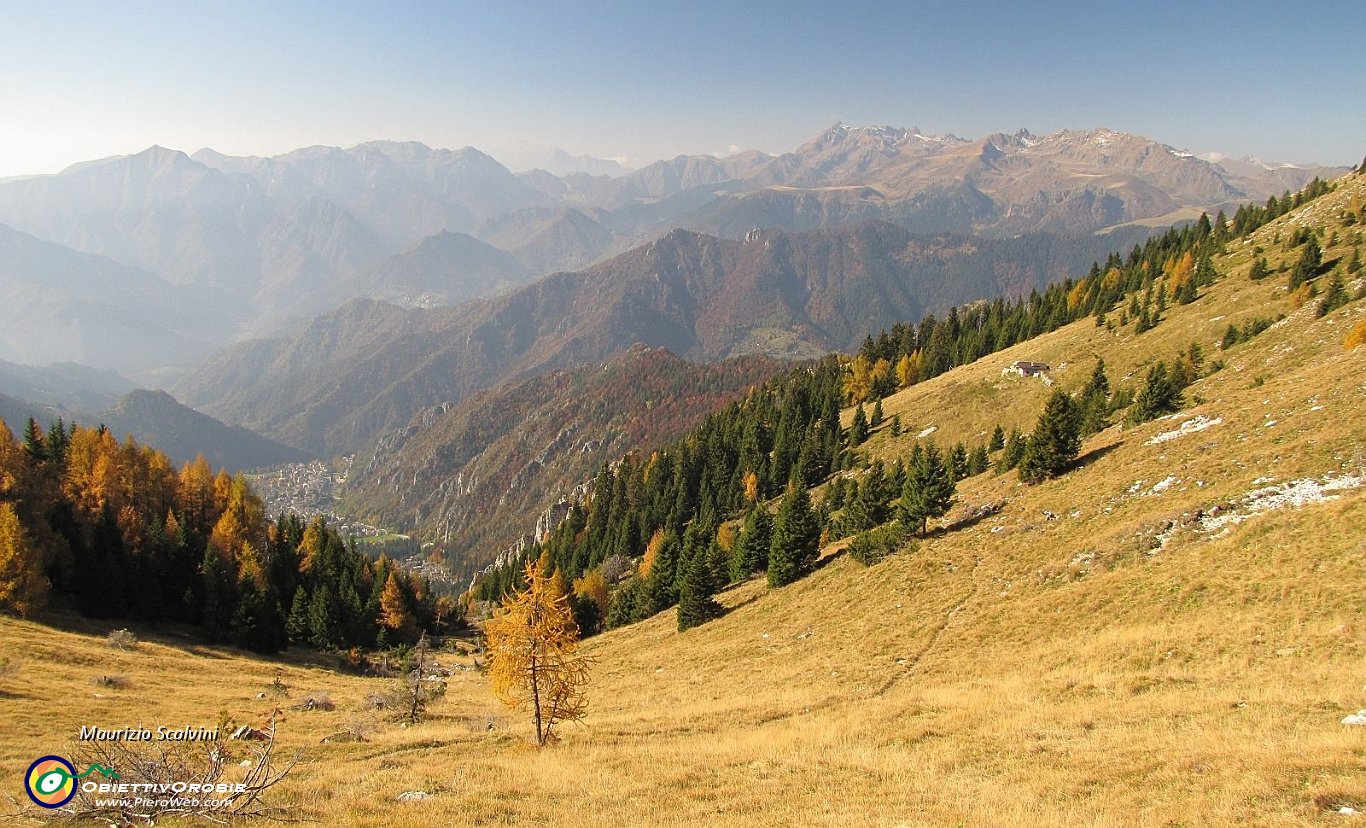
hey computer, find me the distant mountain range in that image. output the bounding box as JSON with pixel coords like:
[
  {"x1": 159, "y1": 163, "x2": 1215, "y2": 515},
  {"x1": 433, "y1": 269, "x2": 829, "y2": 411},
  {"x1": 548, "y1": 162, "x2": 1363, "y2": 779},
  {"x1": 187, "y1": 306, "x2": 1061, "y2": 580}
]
[
  {"x1": 0, "y1": 361, "x2": 306, "y2": 472},
  {"x1": 531, "y1": 124, "x2": 1346, "y2": 239},
  {"x1": 0, "y1": 125, "x2": 1343, "y2": 382},
  {"x1": 486, "y1": 141, "x2": 630, "y2": 177},
  {"x1": 177, "y1": 220, "x2": 1154, "y2": 458}
]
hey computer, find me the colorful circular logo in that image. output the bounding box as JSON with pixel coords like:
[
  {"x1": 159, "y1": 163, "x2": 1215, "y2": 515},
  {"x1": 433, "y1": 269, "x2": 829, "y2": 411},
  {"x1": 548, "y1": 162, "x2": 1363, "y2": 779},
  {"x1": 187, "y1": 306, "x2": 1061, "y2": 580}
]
[{"x1": 25, "y1": 755, "x2": 77, "y2": 808}]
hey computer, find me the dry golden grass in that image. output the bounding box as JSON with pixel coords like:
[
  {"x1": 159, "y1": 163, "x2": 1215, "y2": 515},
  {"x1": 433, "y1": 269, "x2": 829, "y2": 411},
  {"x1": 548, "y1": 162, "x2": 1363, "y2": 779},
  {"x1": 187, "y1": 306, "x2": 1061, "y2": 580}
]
[{"x1": 3, "y1": 174, "x2": 1365, "y2": 826}]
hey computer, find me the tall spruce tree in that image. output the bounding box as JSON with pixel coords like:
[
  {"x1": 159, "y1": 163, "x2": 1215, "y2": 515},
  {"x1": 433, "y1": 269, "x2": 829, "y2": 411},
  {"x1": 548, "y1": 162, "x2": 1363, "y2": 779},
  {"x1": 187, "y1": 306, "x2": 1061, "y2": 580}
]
[
  {"x1": 1018, "y1": 389, "x2": 1082, "y2": 484},
  {"x1": 1079, "y1": 359, "x2": 1112, "y2": 436},
  {"x1": 21, "y1": 418, "x2": 45, "y2": 465},
  {"x1": 729, "y1": 506, "x2": 771, "y2": 579},
  {"x1": 768, "y1": 484, "x2": 820, "y2": 588},
  {"x1": 1290, "y1": 234, "x2": 1322, "y2": 290},
  {"x1": 947, "y1": 443, "x2": 969, "y2": 481},
  {"x1": 1317, "y1": 271, "x2": 1350, "y2": 317},
  {"x1": 898, "y1": 442, "x2": 955, "y2": 537},
  {"x1": 849, "y1": 403, "x2": 869, "y2": 447},
  {"x1": 678, "y1": 550, "x2": 723, "y2": 631},
  {"x1": 845, "y1": 460, "x2": 891, "y2": 533},
  {"x1": 996, "y1": 428, "x2": 1027, "y2": 473},
  {"x1": 967, "y1": 444, "x2": 989, "y2": 476},
  {"x1": 1127, "y1": 361, "x2": 1183, "y2": 424}
]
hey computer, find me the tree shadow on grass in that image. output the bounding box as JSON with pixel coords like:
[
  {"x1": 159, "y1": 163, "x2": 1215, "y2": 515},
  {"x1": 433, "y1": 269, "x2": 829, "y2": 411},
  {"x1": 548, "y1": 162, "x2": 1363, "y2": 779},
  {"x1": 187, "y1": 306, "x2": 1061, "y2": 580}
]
[
  {"x1": 1070, "y1": 439, "x2": 1124, "y2": 473},
  {"x1": 939, "y1": 501, "x2": 1006, "y2": 535},
  {"x1": 719, "y1": 594, "x2": 762, "y2": 618},
  {"x1": 813, "y1": 546, "x2": 846, "y2": 571}
]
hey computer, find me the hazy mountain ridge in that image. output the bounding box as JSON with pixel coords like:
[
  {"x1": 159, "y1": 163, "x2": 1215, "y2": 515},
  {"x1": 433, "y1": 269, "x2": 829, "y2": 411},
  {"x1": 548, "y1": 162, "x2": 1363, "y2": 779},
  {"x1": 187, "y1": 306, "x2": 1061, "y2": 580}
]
[
  {"x1": 0, "y1": 379, "x2": 307, "y2": 472},
  {"x1": 346, "y1": 230, "x2": 529, "y2": 308},
  {"x1": 179, "y1": 221, "x2": 1152, "y2": 458},
  {"x1": 0, "y1": 360, "x2": 134, "y2": 412},
  {"x1": 663, "y1": 124, "x2": 1346, "y2": 239},
  {"x1": 0, "y1": 125, "x2": 1343, "y2": 381},
  {"x1": 0, "y1": 220, "x2": 238, "y2": 380},
  {"x1": 488, "y1": 141, "x2": 630, "y2": 177},
  {"x1": 97, "y1": 389, "x2": 311, "y2": 470}
]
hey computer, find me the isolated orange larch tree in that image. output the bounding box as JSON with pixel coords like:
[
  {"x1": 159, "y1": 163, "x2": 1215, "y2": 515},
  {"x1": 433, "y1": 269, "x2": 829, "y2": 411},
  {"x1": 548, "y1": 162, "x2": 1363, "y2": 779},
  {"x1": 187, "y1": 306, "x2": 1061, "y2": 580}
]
[{"x1": 485, "y1": 558, "x2": 590, "y2": 745}]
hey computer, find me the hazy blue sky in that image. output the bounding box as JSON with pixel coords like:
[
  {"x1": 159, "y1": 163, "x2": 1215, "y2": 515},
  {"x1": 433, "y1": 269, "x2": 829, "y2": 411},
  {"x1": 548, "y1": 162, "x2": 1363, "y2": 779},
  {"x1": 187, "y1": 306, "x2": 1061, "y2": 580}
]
[{"x1": 1, "y1": 0, "x2": 1362, "y2": 176}]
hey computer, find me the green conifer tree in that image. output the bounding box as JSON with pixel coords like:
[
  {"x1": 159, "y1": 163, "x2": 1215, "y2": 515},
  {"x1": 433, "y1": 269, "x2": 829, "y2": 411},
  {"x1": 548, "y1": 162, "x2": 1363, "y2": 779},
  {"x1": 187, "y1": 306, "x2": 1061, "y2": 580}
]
[
  {"x1": 947, "y1": 443, "x2": 969, "y2": 481},
  {"x1": 286, "y1": 588, "x2": 310, "y2": 643},
  {"x1": 845, "y1": 461, "x2": 890, "y2": 533},
  {"x1": 642, "y1": 530, "x2": 681, "y2": 614},
  {"x1": 897, "y1": 443, "x2": 955, "y2": 537},
  {"x1": 1079, "y1": 358, "x2": 1112, "y2": 436},
  {"x1": 1127, "y1": 361, "x2": 1183, "y2": 424},
  {"x1": 967, "y1": 444, "x2": 989, "y2": 476},
  {"x1": 677, "y1": 551, "x2": 722, "y2": 631},
  {"x1": 1176, "y1": 274, "x2": 1198, "y2": 305},
  {"x1": 848, "y1": 403, "x2": 869, "y2": 447},
  {"x1": 767, "y1": 485, "x2": 820, "y2": 588},
  {"x1": 997, "y1": 428, "x2": 1027, "y2": 472},
  {"x1": 1290, "y1": 234, "x2": 1322, "y2": 290},
  {"x1": 729, "y1": 507, "x2": 772, "y2": 579},
  {"x1": 307, "y1": 585, "x2": 341, "y2": 650},
  {"x1": 21, "y1": 418, "x2": 44, "y2": 465},
  {"x1": 200, "y1": 548, "x2": 237, "y2": 642},
  {"x1": 1195, "y1": 252, "x2": 1217, "y2": 286},
  {"x1": 1019, "y1": 389, "x2": 1082, "y2": 484},
  {"x1": 1317, "y1": 271, "x2": 1350, "y2": 317}
]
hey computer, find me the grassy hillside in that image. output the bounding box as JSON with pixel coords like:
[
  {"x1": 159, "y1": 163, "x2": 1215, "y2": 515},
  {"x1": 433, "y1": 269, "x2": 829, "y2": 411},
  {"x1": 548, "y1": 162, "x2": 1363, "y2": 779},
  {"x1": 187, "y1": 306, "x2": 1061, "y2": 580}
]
[{"x1": 3, "y1": 172, "x2": 1364, "y2": 826}]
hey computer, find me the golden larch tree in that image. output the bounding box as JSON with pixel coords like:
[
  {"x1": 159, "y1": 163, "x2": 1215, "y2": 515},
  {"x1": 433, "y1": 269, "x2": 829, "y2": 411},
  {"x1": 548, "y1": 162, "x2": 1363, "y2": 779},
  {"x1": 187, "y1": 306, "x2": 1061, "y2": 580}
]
[
  {"x1": 485, "y1": 558, "x2": 591, "y2": 745},
  {"x1": 0, "y1": 501, "x2": 48, "y2": 617},
  {"x1": 639, "y1": 527, "x2": 667, "y2": 578},
  {"x1": 379, "y1": 571, "x2": 418, "y2": 642},
  {"x1": 741, "y1": 470, "x2": 760, "y2": 504},
  {"x1": 572, "y1": 569, "x2": 610, "y2": 619}
]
